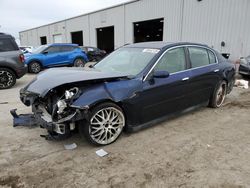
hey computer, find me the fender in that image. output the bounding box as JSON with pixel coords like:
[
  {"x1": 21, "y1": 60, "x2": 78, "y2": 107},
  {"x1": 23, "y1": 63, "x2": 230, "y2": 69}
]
[
  {"x1": 26, "y1": 58, "x2": 43, "y2": 65},
  {"x1": 72, "y1": 79, "x2": 142, "y2": 108}
]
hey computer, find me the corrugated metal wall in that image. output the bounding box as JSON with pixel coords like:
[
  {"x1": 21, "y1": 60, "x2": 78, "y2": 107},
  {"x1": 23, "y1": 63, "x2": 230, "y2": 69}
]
[
  {"x1": 181, "y1": 0, "x2": 250, "y2": 59},
  {"x1": 19, "y1": 0, "x2": 250, "y2": 60}
]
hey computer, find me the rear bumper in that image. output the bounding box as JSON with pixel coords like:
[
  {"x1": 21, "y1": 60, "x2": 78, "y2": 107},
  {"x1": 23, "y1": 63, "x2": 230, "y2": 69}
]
[{"x1": 16, "y1": 65, "x2": 28, "y2": 79}]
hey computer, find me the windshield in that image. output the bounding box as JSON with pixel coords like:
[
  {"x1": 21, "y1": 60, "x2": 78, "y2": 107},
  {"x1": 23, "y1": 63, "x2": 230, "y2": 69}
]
[
  {"x1": 32, "y1": 45, "x2": 48, "y2": 54},
  {"x1": 94, "y1": 47, "x2": 159, "y2": 76}
]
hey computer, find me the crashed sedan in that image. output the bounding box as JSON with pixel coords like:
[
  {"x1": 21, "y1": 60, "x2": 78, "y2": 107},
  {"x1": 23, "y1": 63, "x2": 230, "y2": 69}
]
[{"x1": 13, "y1": 42, "x2": 235, "y2": 146}]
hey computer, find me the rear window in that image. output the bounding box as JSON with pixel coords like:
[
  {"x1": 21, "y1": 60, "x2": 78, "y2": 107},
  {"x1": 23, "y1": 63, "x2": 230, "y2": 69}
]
[
  {"x1": 208, "y1": 50, "x2": 217, "y2": 64},
  {"x1": 0, "y1": 38, "x2": 18, "y2": 52},
  {"x1": 188, "y1": 47, "x2": 210, "y2": 68}
]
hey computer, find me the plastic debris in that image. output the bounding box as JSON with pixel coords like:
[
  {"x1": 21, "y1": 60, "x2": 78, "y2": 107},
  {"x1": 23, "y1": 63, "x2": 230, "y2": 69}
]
[
  {"x1": 64, "y1": 143, "x2": 77, "y2": 150},
  {"x1": 96, "y1": 149, "x2": 108, "y2": 157},
  {"x1": 235, "y1": 79, "x2": 249, "y2": 89}
]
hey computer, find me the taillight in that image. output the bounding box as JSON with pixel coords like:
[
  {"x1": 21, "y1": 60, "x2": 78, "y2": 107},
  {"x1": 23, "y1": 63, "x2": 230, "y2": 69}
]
[{"x1": 19, "y1": 54, "x2": 25, "y2": 63}]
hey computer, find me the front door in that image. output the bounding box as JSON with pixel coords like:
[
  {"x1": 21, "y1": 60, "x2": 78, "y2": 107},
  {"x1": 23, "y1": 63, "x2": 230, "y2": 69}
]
[
  {"x1": 137, "y1": 47, "x2": 193, "y2": 123},
  {"x1": 43, "y1": 46, "x2": 63, "y2": 66}
]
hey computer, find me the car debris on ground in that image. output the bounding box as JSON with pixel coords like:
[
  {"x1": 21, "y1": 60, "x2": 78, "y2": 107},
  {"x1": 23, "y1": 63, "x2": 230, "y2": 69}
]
[
  {"x1": 96, "y1": 149, "x2": 108, "y2": 157},
  {"x1": 64, "y1": 143, "x2": 77, "y2": 150}
]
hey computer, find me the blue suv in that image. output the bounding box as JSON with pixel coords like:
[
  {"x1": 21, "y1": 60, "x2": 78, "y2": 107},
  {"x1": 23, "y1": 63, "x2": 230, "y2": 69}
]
[{"x1": 24, "y1": 43, "x2": 88, "y2": 73}]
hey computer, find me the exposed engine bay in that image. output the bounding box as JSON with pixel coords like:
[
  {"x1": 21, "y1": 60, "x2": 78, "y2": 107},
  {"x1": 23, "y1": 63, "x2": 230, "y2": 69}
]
[{"x1": 15, "y1": 85, "x2": 88, "y2": 139}]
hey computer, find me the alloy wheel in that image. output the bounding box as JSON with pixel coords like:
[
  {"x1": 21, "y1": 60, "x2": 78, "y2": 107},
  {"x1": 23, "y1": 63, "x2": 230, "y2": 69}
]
[
  {"x1": 74, "y1": 59, "x2": 84, "y2": 67},
  {"x1": 216, "y1": 83, "x2": 226, "y2": 107},
  {"x1": 89, "y1": 107, "x2": 125, "y2": 145},
  {"x1": 0, "y1": 70, "x2": 14, "y2": 89},
  {"x1": 30, "y1": 62, "x2": 41, "y2": 73}
]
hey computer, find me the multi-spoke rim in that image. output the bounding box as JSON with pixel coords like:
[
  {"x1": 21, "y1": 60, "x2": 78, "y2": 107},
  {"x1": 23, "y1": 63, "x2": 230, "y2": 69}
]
[
  {"x1": 216, "y1": 83, "x2": 226, "y2": 107},
  {"x1": 75, "y1": 59, "x2": 84, "y2": 67},
  {"x1": 0, "y1": 70, "x2": 14, "y2": 88},
  {"x1": 30, "y1": 62, "x2": 41, "y2": 73},
  {"x1": 89, "y1": 107, "x2": 125, "y2": 145}
]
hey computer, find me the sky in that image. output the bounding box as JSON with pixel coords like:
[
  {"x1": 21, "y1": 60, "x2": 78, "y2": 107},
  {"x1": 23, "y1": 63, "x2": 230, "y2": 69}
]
[{"x1": 0, "y1": 0, "x2": 130, "y2": 40}]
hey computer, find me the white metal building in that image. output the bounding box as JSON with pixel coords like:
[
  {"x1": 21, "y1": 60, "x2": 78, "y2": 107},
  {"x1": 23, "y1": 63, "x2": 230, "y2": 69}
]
[{"x1": 19, "y1": 0, "x2": 250, "y2": 60}]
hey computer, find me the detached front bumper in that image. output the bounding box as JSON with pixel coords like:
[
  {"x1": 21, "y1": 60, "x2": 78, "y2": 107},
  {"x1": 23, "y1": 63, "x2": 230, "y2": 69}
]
[
  {"x1": 10, "y1": 105, "x2": 88, "y2": 135},
  {"x1": 10, "y1": 108, "x2": 56, "y2": 132}
]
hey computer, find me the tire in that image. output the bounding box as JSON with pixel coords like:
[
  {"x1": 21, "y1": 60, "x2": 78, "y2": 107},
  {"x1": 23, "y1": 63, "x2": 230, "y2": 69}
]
[
  {"x1": 0, "y1": 68, "x2": 16, "y2": 89},
  {"x1": 78, "y1": 102, "x2": 125, "y2": 146},
  {"x1": 209, "y1": 80, "x2": 227, "y2": 108},
  {"x1": 29, "y1": 61, "x2": 42, "y2": 73},
  {"x1": 73, "y1": 58, "x2": 85, "y2": 67}
]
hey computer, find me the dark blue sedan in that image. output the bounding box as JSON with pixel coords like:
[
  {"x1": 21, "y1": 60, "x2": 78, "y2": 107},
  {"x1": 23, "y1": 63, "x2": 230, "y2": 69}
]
[
  {"x1": 18, "y1": 42, "x2": 235, "y2": 145},
  {"x1": 24, "y1": 43, "x2": 88, "y2": 73}
]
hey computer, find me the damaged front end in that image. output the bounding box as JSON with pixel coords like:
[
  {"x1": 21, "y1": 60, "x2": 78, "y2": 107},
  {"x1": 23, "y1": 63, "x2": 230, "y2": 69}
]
[{"x1": 12, "y1": 86, "x2": 89, "y2": 140}]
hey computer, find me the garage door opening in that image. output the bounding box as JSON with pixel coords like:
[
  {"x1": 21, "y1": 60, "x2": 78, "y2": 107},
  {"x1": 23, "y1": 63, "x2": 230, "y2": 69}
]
[
  {"x1": 96, "y1": 26, "x2": 114, "y2": 54},
  {"x1": 53, "y1": 34, "x2": 62, "y2": 43},
  {"x1": 40, "y1": 36, "x2": 47, "y2": 45},
  {"x1": 134, "y1": 18, "x2": 164, "y2": 43},
  {"x1": 71, "y1": 31, "x2": 83, "y2": 46}
]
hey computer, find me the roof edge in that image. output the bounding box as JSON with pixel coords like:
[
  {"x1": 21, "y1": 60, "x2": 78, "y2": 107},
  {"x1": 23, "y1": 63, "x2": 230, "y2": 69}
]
[{"x1": 19, "y1": 0, "x2": 140, "y2": 33}]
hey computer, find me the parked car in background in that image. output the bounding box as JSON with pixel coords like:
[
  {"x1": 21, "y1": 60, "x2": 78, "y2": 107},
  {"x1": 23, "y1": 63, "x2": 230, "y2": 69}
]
[
  {"x1": 24, "y1": 43, "x2": 89, "y2": 73},
  {"x1": 80, "y1": 46, "x2": 106, "y2": 62},
  {"x1": 17, "y1": 42, "x2": 235, "y2": 145},
  {"x1": 0, "y1": 33, "x2": 27, "y2": 89},
  {"x1": 239, "y1": 56, "x2": 250, "y2": 76},
  {"x1": 19, "y1": 46, "x2": 33, "y2": 54}
]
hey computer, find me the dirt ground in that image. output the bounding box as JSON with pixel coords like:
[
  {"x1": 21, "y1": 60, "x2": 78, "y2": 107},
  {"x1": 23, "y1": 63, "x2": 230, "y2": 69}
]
[{"x1": 0, "y1": 74, "x2": 250, "y2": 188}]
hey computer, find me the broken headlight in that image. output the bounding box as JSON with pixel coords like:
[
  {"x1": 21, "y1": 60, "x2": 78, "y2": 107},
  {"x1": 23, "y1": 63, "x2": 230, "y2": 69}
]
[{"x1": 55, "y1": 87, "x2": 80, "y2": 115}]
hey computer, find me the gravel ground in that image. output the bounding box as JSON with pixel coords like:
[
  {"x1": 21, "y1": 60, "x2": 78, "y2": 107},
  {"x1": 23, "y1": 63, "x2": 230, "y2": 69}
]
[{"x1": 0, "y1": 73, "x2": 250, "y2": 188}]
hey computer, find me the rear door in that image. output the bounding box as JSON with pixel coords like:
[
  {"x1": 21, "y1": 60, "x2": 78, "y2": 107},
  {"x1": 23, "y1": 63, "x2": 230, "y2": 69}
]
[
  {"x1": 138, "y1": 47, "x2": 193, "y2": 123},
  {"x1": 59, "y1": 46, "x2": 75, "y2": 65},
  {"x1": 187, "y1": 46, "x2": 220, "y2": 105}
]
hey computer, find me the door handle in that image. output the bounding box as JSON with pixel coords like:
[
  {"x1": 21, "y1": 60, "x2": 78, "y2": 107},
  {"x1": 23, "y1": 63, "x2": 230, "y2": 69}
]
[
  {"x1": 182, "y1": 77, "x2": 189, "y2": 81},
  {"x1": 214, "y1": 69, "x2": 220, "y2": 72}
]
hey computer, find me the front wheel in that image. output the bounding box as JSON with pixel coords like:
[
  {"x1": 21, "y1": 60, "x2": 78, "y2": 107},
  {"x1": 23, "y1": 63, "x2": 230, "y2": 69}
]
[
  {"x1": 0, "y1": 68, "x2": 16, "y2": 89},
  {"x1": 209, "y1": 81, "x2": 227, "y2": 108},
  {"x1": 73, "y1": 58, "x2": 85, "y2": 67},
  {"x1": 79, "y1": 102, "x2": 125, "y2": 146}
]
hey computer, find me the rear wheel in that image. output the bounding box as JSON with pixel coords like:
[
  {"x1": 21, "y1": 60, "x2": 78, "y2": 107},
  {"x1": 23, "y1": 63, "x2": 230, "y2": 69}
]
[
  {"x1": 73, "y1": 58, "x2": 85, "y2": 67},
  {"x1": 0, "y1": 68, "x2": 16, "y2": 89},
  {"x1": 29, "y1": 61, "x2": 42, "y2": 73},
  {"x1": 79, "y1": 102, "x2": 125, "y2": 146},
  {"x1": 209, "y1": 81, "x2": 227, "y2": 108}
]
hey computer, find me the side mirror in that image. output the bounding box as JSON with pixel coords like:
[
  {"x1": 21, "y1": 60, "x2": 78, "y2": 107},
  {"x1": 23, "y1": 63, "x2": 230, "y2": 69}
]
[
  {"x1": 153, "y1": 70, "x2": 169, "y2": 78},
  {"x1": 42, "y1": 51, "x2": 48, "y2": 55}
]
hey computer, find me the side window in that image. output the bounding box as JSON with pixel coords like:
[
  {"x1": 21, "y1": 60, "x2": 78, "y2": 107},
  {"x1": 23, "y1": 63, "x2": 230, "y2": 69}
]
[
  {"x1": 154, "y1": 47, "x2": 186, "y2": 74},
  {"x1": 61, "y1": 46, "x2": 74, "y2": 52},
  {"x1": 208, "y1": 50, "x2": 216, "y2": 64},
  {"x1": 0, "y1": 38, "x2": 17, "y2": 52},
  {"x1": 46, "y1": 46, "x2": 61, "y2": 53},
  {"x1": 188, "y1": 47, "x2": 210, "y2": 68}
]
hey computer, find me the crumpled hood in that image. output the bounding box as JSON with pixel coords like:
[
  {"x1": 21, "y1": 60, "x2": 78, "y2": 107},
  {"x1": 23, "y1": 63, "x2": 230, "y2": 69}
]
[{"x1": 24, "y1": 67, "x2": 129, "y2": 97}]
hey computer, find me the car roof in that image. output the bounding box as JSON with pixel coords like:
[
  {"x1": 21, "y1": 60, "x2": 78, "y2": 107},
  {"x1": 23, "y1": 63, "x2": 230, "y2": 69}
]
[
  {"x1": 81, "y1": 46, "x2": 98, "y2": 48},
  {"x1": 0, "y1": 32, "x2": 14, "y2": 39},
  {"x1": 49, "y1": 43, "x2": 78, "y2": 47},
  {"x1": 124, "y1": 41, "x2": 208, "y2": 49}
]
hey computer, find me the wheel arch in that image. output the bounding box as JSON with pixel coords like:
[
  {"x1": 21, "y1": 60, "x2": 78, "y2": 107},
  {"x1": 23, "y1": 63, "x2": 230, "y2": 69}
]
[
  {"x1": 27, "y1": 59, "x2": 43, "y2": 68},
  {"x1": 0, "y1": 66, "x2": 17, "y2": 77},
  {"x1": 73, "y1": 56, "x2": 87, "y2": 63},
  {"x1": 79, "y1": 99, "x2": 129, "y2": 128}
]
